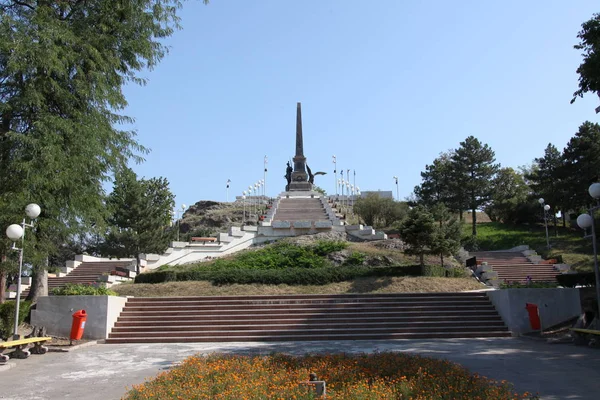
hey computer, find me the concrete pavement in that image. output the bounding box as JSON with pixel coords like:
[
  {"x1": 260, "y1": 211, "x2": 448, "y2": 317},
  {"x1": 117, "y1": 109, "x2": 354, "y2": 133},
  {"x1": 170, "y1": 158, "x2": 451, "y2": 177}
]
[{"x1": 1, "y1": 337, "x2": 599, "y2": 400}]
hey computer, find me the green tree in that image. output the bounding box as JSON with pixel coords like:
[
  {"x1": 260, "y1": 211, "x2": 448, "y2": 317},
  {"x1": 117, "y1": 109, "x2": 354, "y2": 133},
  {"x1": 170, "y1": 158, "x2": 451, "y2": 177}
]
[
  {"x1": 451, "y1": 136, "x2": 499, "y2": 236},
  {"x1": 353, "y1": 194, "x2": 408, "y2": 228},
  {"x1": 561, "y1": 122, "x2": 600, "y2": 211},
  {"x1": 572, "y1": 13, "x2": 600, "y2": 109},
  {"x1": 400, "y1": 205, "x2": 436, "y2": 267},
  {"x1": 101, "y1": 168, "x2": 175, "y2": 268},
  {"x1": 414, "y1": 151, "x2": 464, "y2": 216},
  {"x1": 430, "y1": 204, "x2": 462, "y2": 267},
  {"x1": 526, "y1": 144, "x2": 566, "y2": 227},
  {"x1": 486, "y1": 168, "x2": 530, "y2": 224},
  {"x1": 0, "y1": 1, "x2": 207, "y2": 301}
]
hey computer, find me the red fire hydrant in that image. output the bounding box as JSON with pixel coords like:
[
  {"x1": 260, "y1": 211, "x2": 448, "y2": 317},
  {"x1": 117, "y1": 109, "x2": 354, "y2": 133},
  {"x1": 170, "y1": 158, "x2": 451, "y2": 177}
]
[
  {"x1": 525, "y1": 303, "x2": 541, "y2": 330},
  {"x1": 70, "y1": 309, "x2": 87, "y2": 344}
]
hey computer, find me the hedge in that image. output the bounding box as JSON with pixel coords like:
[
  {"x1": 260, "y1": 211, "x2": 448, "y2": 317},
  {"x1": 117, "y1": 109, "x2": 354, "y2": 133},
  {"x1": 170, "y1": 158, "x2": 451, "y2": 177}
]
[
  {"x1": 0, "y1": 301, "x2": 32, "y2": 340},
  {"x1": 134, "y1": 265, "x2": 467, "y2": 285},
  {"x1": 556, "y1": 272, "x2": 596, "y2": 288}
]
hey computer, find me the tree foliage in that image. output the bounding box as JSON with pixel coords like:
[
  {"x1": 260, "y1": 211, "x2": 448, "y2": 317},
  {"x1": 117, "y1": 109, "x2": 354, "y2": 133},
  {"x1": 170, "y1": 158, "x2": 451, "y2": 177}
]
[
  {"x1": 353, "y1": 194, "x2": 408, "y2": 229},
  {"x1": 572, "y1": 13, "x2": 600, "y2": 105},
  {"x1": 485, "y1": 168, "x2": 532, "y2": 224},
  {"x1": 561, "y1": 122, "x2": 600, "y2": 210},
  {"x1": 101, "y1": 168, "x2": 175, "y2": 264},
  {"x1": 0, "y1": 0, "x2": 206, "y2": 300},
  {"x1": 451, "y1": 136, "x2": 499, "y2": 236},
  {"x1": 430, "y1": 203, "x2": 462, "y2": 266},
  {"x1": 399, "y1": 205, "x2": 436, "y2": 267}
]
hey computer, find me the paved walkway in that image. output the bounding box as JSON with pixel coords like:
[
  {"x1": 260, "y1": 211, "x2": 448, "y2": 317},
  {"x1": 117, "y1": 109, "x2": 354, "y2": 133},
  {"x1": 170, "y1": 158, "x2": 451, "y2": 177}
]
[{"x1": 0, "y1": 338, "x2": 599, "y2": 400}]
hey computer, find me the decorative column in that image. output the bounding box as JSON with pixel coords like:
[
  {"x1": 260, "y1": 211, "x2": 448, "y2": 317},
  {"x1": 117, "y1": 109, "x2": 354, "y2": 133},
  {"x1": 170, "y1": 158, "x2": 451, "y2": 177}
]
[{"x1": 289, "y1": 102, "x2": 313, "y2": 191}]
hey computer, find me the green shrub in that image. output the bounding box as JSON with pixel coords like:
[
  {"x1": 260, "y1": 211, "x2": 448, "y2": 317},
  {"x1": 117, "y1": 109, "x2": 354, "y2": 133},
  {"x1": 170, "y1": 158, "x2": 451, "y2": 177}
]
[
  {"x1": 134, "y1": 264, "x2": 464, "y2": 285},
  {"x1": 422, "y1": 265, "x2": 466, "y2": 278},
  {"x1": 343, "y1": 251, "x2": 366, "y2": 266},
  {"x1": 556, "y1": 272, "x2": 594, "y2": 288},
  {"x1": 311, "y1": 240, "x2": 348, "y2": 256},
  {"x1": 51, "y1": 283, "x2": 117, "y2": 296},
  {"x1": 0, "y1": 301, "x2": 32, "y2": 340}
]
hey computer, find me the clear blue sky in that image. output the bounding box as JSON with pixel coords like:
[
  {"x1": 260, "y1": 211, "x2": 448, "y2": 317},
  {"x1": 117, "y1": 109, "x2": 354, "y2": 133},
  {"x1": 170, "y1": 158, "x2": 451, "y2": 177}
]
[{"x1": 122, "y1": 0, "x2": 600, "y2": 209}]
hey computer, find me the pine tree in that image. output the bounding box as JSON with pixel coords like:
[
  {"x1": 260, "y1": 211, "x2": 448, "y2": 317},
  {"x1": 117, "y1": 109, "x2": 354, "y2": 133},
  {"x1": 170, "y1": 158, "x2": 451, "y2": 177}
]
[
  {"x1": 451, "y1": 136, "x2": 499, "y2": 236},
  {"x1": 400, "y1": 206, "x2": 436, "y2": 267},
  {"x1": 430, "y1": 204, "x2": 462, "y2": 267},
  {"x1": 527, "y1": 144, "x2": 566, "y2": 227},
  {"x1": 561, "y1": 122, "x2": 600, "y2": 211},
  {"x1": 102, "y1": 168, "x2": 175, "y2": 269}
]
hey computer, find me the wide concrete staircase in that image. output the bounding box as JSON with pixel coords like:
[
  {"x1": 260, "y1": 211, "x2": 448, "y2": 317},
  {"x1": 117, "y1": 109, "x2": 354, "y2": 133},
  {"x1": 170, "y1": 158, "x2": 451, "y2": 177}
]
[
  {"x1": 47, "y1": 261, "x2": 133, "y2": 291},
  {"x1": 471, "y1": 252, "x2": 558, "y2": 283},
  {"x1": 105, "y1": 292, "x2": 510, "y2": 343},
  {"x1": 273, "y1": 198, "x2": 329, "y2": 222}
]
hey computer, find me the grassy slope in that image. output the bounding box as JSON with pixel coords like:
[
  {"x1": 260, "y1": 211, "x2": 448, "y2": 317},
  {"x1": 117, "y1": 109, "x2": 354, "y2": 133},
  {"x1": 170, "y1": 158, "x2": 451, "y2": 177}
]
[
  {"x1": 468, "y1": 222, "x2": 594, "y2": 272},
  {"x1": 112, "y1": 277, "x2": 483, "y2": 297}
]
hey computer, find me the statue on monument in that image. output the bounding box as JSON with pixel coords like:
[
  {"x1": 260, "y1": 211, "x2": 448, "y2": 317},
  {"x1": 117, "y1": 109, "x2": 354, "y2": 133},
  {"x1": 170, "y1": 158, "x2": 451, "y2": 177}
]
[
  {"x1": 306, "y1": 164, "x2": 327, "y2": 185},
  {"x1": 284, "y1": 161, "x2": 293, "y2": 189}
]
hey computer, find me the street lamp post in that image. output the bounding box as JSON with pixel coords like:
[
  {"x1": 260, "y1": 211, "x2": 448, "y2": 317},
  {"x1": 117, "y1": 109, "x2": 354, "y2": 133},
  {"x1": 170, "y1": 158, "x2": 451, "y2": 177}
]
[
  {"x1": 393, "y1": 176, "x2": 399, "y2": 201},
  {"x1": 6, "y1": 203, "x2": 41, "y2": 340},
  {"x1": 576, "y1": 182, "x2": 600, "y2": 326},
  {"x1": 242, "y1": 191, "x2": 246, "y2": 225},
  {"x1": 264, "y1": 155, "x2": 268, "y2": 198},
  {"x1": 332, "y1": 155, "x2": 337, "y2": 196},
  {"x1": 538, "y1": 198, "x2": 551, "y2": 249}
]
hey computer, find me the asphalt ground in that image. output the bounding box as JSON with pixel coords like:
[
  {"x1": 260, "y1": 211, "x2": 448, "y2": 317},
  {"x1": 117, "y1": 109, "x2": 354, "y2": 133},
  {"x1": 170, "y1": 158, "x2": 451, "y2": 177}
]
[{"x1": 1, "y1": 337, "x2": 599, "y2": 400}]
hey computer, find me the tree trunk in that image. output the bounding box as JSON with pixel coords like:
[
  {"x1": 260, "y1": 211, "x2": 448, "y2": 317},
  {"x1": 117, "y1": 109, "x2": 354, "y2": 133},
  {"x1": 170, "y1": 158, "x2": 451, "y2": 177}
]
[
  {"x1": 0, "y1": 270, "x2": 6, "y2": 305},
  {"x1": 562, "y1": 212, "x2": 566, "y2": 228},
  {"x1": 553, "y1": 214, "x2": 558, "y2": 237},
  {"x1": 420, "y1": 253, "x2": 424, "y2": 267},
  {"x1": 440, "y1": 254, "x2": 444, "y2": 267},
  {"x1": 26, "y1": 261, "x2": 48, "y2": 303},
  {"x1": 471, "y1": 207, "x2": 477, "y2": 236}
]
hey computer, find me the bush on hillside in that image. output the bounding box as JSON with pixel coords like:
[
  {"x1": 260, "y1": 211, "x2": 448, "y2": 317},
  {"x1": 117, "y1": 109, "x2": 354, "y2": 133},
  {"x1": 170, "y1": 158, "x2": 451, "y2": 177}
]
[
  {"x1": 207, "y1": 241, "x2": 342, "y2": 270},
  {"x1": 0, "y1": 301, "x2": 31, "y2": 340},
  {"x1": 134, "y1": 264, "x2": 468, "y2": 285},
  {"x1": 51, "y1": 283, "x2": 117, "y2": 296}
]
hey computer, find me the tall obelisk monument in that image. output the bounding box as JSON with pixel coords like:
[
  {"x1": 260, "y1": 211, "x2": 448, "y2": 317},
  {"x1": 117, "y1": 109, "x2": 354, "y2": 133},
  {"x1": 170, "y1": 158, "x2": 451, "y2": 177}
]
[{"x1": 288, "y1": 102, "x2": 313, "y2": 191}]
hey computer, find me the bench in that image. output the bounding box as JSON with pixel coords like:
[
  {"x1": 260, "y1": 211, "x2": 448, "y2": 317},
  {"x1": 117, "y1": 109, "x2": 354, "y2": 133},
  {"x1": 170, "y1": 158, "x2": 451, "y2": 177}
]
[
  {"x1": 0, "y1": 336, "x2": 52, "y2": 364},
  {"x1": 570, "y1": 328, "x2": 600, "y2": 335},
  {"x1": 191, "y1": 237, "x2": 217, "y2": 244}
]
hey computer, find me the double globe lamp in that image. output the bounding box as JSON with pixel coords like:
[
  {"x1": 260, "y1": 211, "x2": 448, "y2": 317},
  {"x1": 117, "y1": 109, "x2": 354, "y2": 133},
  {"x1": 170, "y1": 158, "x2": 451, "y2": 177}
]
[
  {"x1": 5, "y1": 203, "x2": 41, "y2": 339},
  {"x1": 576, "y1": 183, "x2": 600, "y2": 325}
]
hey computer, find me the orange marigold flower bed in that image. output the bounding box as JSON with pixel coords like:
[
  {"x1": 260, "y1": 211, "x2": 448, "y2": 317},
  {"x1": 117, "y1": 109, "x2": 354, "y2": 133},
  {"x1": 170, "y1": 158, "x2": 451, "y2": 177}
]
[{"x1": 123, "y1": 352, "x2": 539, "y2": 400}]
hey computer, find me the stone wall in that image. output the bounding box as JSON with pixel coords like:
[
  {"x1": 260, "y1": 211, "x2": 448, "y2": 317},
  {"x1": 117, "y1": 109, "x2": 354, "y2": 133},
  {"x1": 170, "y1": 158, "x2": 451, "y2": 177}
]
[{"x1": 31, "y1": 295, "x2": 127, "y2": 339}]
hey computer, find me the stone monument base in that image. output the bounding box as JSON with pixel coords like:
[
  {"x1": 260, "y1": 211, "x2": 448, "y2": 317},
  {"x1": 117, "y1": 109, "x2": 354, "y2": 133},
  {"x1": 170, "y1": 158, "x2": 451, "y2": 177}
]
[{"x1": 288, "y1": 182, "x2": 313, "y2": 191}]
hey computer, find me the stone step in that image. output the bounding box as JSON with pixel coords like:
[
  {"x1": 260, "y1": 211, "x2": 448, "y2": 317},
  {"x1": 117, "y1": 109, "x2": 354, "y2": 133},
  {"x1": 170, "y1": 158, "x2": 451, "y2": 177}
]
[
  {"x1": 115, "y1": 315, "x2": 504, "y2": 326},
  {"x1": 124, "y1": 293, "x2": 490, "y2": 302},
  {"x1": 109, "y1": 325, "x2": 509, "y2": 338},
  {"x1": 112, "y1": 320, "x2": 507, "y2": 332},
  {"x1": 107, "y1": 293, "x2": 509, "y2": 343},
  {"x1": 105, "y1": 331, "x2": 512, "y2": 343}
]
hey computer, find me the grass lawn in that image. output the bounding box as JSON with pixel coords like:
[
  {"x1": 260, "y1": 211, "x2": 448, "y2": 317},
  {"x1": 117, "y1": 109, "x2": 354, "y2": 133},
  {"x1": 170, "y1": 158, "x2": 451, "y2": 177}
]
[
  {"x1": 113, "y1": 276, "x2": 483, "y2": 297},
  {"x1": 123, "y1": 352, "x2": 538, "y2": 400},
  {"x1": 467, "y1": 222, "x2": 595, "y2": 272}
]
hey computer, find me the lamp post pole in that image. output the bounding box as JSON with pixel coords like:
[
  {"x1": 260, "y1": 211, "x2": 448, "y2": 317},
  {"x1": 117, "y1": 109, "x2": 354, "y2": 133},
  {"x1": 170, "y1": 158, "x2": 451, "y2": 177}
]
[
  {"x1": 393, "y1": 176, "x2": 399, "y2": 201},
  {"x1": 576, "y1": 183, "x2": 600, "y2": 326},
  {"x1": 6, "y1": 203, "x2": 41, "y2": 340},
  {"x1": 264, "y1": 156, "x2": 268, "y2": 199},
  {"x1": 332, "y1": 155, "x2": 337, "y2": 196},
  {"x1": 242, "y1": 192, "x2": 246, "y2": 225},
  {"x1": 538, "y1": 198, "x2": 551, "y2": 249}
]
